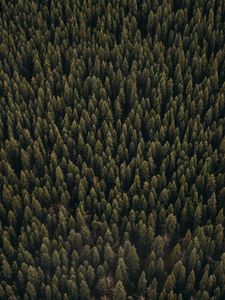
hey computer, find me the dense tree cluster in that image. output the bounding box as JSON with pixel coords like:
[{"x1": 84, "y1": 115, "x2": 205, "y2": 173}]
[{"x1": 0, "y1": 0, "x2": 225, "y2": 299}]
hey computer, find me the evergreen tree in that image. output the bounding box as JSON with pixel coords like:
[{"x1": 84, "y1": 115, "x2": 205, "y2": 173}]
[{"x1": 113, "y1": 281, "x2": 126, "y2": 300}]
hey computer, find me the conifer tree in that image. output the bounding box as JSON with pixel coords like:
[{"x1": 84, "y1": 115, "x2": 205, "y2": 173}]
[{"x1": 113, "y1": 281, "x2": 126, "y2": 300}]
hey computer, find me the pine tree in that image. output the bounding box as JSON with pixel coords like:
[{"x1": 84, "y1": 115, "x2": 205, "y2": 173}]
[
  {"x1": 113, "y1": 281, "x2": 126, "y2": 300},
  {"x1": 126, "y1": 246, "x2": 140, "y2": 282},
  {"x1": 138, "y1": 271, "x2": 147, "y2": 294},
  {"x1": 186, "y1": 270, "x2": 195, "y2": 296},
  {"x1": 79, "y1": 280, "x2": 90, "y2": 300}
]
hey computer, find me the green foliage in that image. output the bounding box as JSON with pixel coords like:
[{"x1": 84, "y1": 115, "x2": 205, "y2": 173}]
[
  {"x1": 113, "y1": 281, "x2": 126, "y2": 300},
  {"x1": 0, "y1": 0, "x2": 224, "y2": 299}
]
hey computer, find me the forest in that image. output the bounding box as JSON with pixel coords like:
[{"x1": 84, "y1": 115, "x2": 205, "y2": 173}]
[{"x1": 0, "y1": 0, "x2": 225, "y2": 299}]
